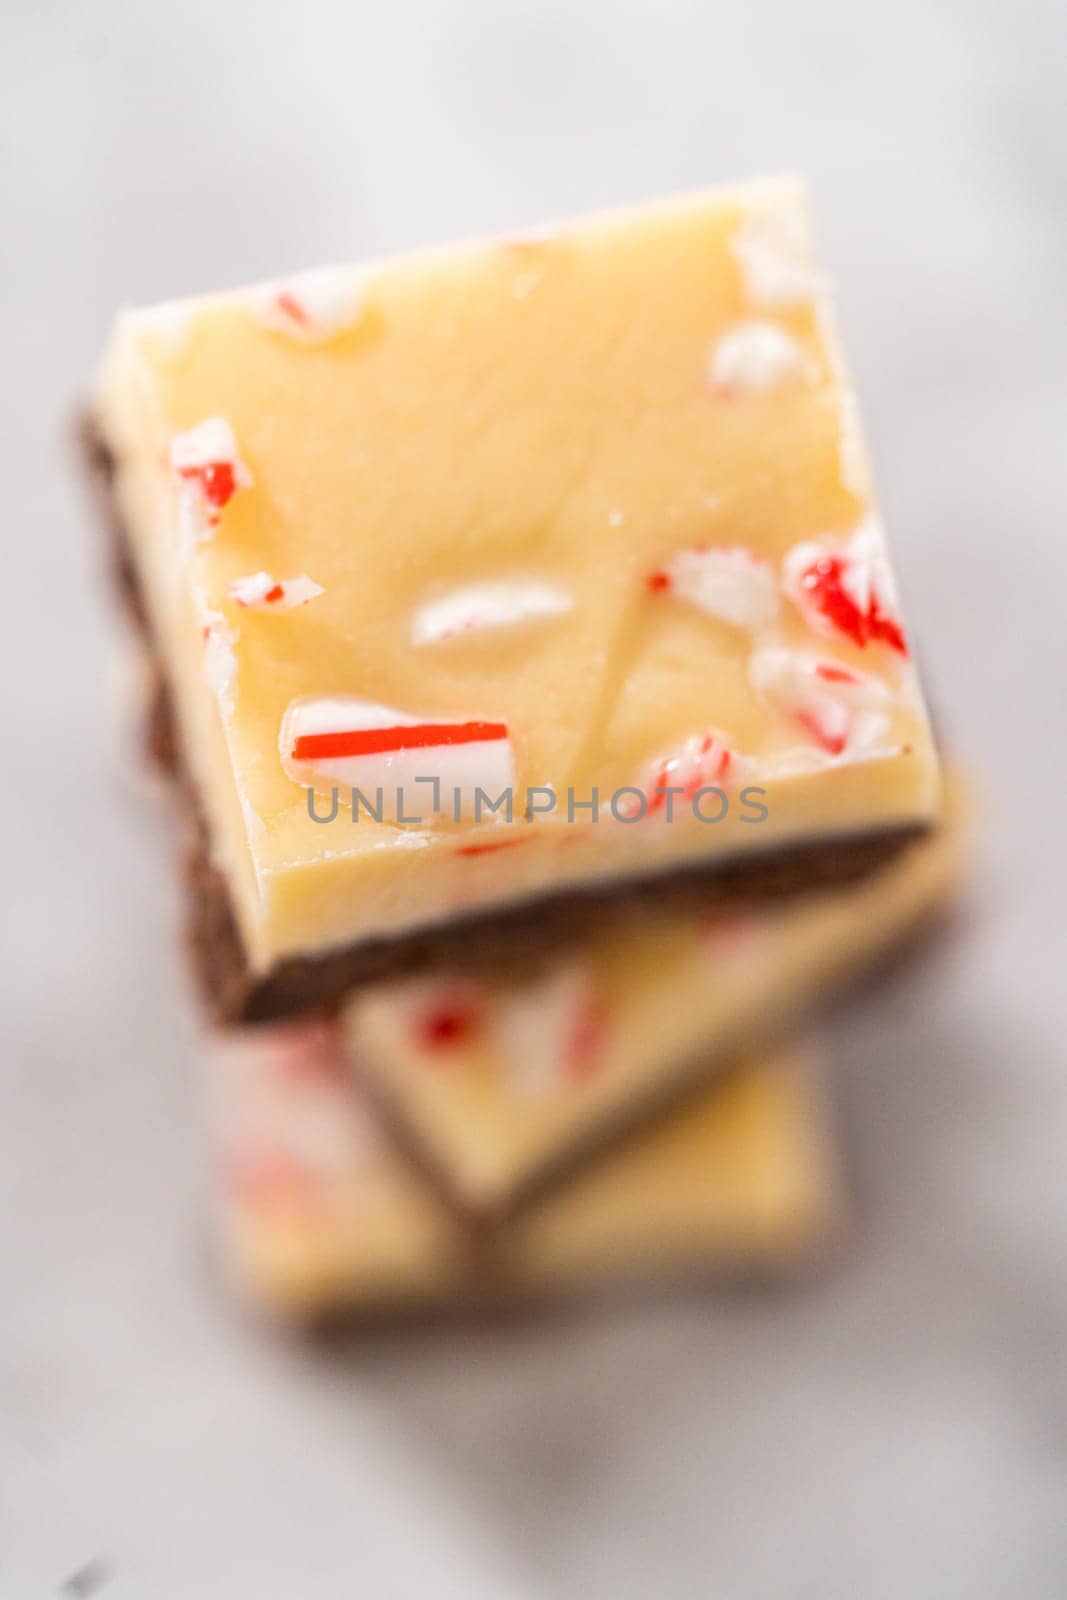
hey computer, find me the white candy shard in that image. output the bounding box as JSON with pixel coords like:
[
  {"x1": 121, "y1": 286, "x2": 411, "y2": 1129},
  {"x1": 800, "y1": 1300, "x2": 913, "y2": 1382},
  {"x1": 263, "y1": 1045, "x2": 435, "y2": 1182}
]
[
  {"x1": 782, "y1": 517, "x2": 907, "y2": 655},
  {"x1": 280, "y1": 696, "x2": 515, "y2": 824},
  {"x1": 169, "y1": 416, "x2": 252, "y2": 546},
  {"x1": 732, "y1": 186, "x2": 822, "y2": 308},
  {"x1": 169, "y1": 416, "x2": 250, "y2": 484},
  {"x1": 228, "y1": 571, "x2": 324, "y2": 612},
  {"x1": 650, "y1": 545, "x2": 779, "y2": 631},
  {"x1": 196, "y1": 595, "x2": 239, "y2": 712},
  {"x1": 411, "y1": 579, "x2": 573, "y2": 647},
  {"x1": 211, "y1": 1023, "x2": 379, "y2": 1199},
  {"x1": 709, "y1": 320, "x2": 818, "y2": 395},
  {"x1": 255, "y1": 266, "x2": 368, "y2": 342},
  {"x1": 750, "y1": 645, "x2": 892, "y2": 757},
  {"x1": 133, "y1": 299, "x2": 194, "y2": 362}
]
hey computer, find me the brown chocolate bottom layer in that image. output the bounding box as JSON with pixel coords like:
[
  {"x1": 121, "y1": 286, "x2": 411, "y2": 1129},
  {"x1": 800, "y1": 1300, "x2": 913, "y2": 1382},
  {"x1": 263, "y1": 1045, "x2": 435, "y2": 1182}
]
[{"x1": 82, "y1": 417, "x2": 929, "y2": 1025}]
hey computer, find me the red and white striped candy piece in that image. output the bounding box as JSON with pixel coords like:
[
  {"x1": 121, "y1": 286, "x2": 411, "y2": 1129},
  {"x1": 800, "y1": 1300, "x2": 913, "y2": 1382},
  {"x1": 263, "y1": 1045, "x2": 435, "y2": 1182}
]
[
  {"x1": 255, "y1": 266, "x2": 368, "y2": 343},
  {"x1": 783, "y1": 517, "x2": 908, "y2": 656},
  {"x1": 411, "y1": 578, "x2": 573, "y2": 646},
  {"x1": 628, "y1": 728, "x2": 750, "y2": 820},
  {"x1": 228, "y1": 571, "x2": 324, "y2": 612},
  {"x1": 493, "y1": 965, "x2": 609, "y2": 1099},
  {"x1": 280, "y1": 696, "x2": 515, "y2": 823},
  {"x1": 169, "y1": 416, "x2": 252, "y2": 544},
  {"x1": 708, "y1": 319, "x2": 818, "y2": 395},
  {"x1": 647, "y1": 545, "x2": 779, "y2": 630},
  {"x1": 750, "y1": 645, "x2": 892, "y2": 757}
]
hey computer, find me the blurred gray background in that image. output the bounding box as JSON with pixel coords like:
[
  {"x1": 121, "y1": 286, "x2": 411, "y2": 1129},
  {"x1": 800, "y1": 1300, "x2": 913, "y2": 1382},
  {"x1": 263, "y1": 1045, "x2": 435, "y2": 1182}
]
[{"x1": 2, "y1": 0, "x2": 1066, "y2": 1594}]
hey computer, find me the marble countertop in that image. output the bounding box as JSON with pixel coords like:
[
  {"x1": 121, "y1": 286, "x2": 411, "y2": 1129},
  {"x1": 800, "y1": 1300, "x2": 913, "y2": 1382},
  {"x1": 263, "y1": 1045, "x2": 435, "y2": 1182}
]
[{"x1": 2, "y1": 1, "x2": 1066, "y2": 1593}]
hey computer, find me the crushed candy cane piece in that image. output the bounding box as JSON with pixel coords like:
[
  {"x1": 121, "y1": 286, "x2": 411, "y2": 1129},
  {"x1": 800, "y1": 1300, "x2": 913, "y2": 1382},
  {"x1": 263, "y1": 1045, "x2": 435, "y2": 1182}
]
[
  {"x1": 411, "y1": 579, "x2": 573, "y2": 647},
  {"x1": 627, "y1": 730, "x2": 750, "y2": 820},
  {"x1": 169, "y1": 416, "x2": 252, "y2": 543},
  {"x1": 494, "y1": 966, "x2": 608, "y2": 1099},
  {"x1": 211, "y1": 1023, "x2": 379, "y2": 1206},
  {"x1": 228, "y1": 571, "x2": 324, "y2": 612},
  {"x1": 647, "y1": 545, "x2": 779, "y2": 630},
  {"x1": 750, "y1": 645, "x2": 892, "y2": 756},
  {"x1": 255, "y1": 266, "x2": 368, "y2": 342},
  {"x1": 783, "y1": 517, "x2": 908, "y2": 655},
  {"x1": 280, "y1": 696, "x2": 514, "y2": 823},
  {"x1": 708, "y1": 320, "x2": 818, "y2": 395},
  {"x1": 196, "y1": 597, "x2": 239, "y2": 711},
  {"x1": 731, "y1": 185, "x2": 822, "y2": 308}
]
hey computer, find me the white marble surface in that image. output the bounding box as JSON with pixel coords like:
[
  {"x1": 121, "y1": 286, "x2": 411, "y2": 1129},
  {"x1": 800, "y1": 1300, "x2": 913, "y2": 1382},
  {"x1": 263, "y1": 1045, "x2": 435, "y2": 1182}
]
[{"x1": 2, "y1": 1, "x2": 1066, "y2": 1594}]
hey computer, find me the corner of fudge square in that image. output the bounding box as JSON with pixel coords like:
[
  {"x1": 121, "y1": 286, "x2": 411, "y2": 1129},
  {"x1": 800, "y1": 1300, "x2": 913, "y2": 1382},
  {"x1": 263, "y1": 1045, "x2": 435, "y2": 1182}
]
[{"x1": 89, "y1": 175, "x2": 941, "y2": 1020}]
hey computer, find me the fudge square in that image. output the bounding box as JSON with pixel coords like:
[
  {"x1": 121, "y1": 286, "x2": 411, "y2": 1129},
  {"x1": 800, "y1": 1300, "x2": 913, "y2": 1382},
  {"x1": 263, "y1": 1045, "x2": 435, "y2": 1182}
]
[
  {"x1": 207, "y1": 1024, "x2": 838, "y2": 1320},
  {"x1": 92, "y1": 176, "x2": 940, "y2": 1020},
  {"x1": 342, "y1": 770, "x2": 968, "y2": 1216}
]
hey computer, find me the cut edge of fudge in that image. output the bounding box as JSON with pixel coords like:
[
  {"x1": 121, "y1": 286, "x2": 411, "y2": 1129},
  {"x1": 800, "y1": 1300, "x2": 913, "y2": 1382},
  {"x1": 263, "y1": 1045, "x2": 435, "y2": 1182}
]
[{"x1": 340, "y1": 770, "x2": 970, "y2": 1221}]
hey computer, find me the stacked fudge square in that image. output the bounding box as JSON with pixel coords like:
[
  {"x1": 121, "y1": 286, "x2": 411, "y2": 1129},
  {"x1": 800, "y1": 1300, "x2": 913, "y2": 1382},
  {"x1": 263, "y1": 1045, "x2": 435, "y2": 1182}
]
[{"x1": 87, "y1": 177, "x2": 963, "y2": 1319}]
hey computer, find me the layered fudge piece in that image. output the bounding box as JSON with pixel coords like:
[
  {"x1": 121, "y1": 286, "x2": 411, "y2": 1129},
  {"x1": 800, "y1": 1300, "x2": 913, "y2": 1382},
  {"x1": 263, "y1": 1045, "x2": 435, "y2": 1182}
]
[
  {"x1": 207, "y1": 1024, "x2": 837, "y2": 1320},
  {"x1": 91, "y1": 177, "x2": 939, "y2": 1020},
  {"x1": 343, "y1": 772, "x2": 969, "y2": 1216}
]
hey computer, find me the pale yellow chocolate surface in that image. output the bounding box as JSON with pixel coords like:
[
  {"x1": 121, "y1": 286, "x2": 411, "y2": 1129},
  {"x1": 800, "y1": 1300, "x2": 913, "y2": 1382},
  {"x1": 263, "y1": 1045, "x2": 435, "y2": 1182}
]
[
  {"x1": 96, "y1": 178, "x2": 939, "y2": 972},
  {"x1": 343, "y1": 772, "x2": 970, "y2": 1211},
  {"x1": 208, "y1": 1028, "x2": 836, "y2": 1318}
]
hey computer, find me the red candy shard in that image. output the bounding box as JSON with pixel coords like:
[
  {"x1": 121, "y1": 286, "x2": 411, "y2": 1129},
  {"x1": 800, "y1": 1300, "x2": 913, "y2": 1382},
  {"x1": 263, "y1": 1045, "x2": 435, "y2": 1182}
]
[
  {"x1": 646, "y1": 569, "x2": 671, "y2": 593},
  {"x1": 796, "y1": 555, "x2": 907, "y2": 655},
  {"x1": 274, "y1": 289, "x2": 309, "y2": 326},
  {"x1": 170, "y1": 418, "x2": 252, "y2": 535},
  {"x1": 414, "y1": 993, "x2": 482, "y2": 1051},
  {"x1": 178, "y1": 458, "x2": 237, "y2": 514},
  {"x1": 795, "y1": 706, "x2": 847, "y2": 756},
  {"x1": 292, "y1": 719, "x2": 508, "y2": 763},
  {"x1": 814, "y1": 661, "x2": 860, "y2": 684},
  {"x1": 454, "y1": 835, "x2": 530, "y2": 859}
]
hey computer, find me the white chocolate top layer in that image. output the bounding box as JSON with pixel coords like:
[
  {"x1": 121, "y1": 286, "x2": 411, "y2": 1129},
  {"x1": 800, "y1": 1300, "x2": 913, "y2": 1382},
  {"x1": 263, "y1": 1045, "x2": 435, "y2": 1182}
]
[{"x1": 95, "y1": 177, "x2": 939, "y2": 972}]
